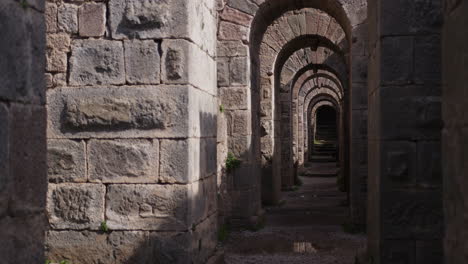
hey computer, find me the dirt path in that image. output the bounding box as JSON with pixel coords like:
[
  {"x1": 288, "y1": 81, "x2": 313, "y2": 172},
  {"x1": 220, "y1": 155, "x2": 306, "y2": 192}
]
[{"x1": 222, "y1": 173, "x2": 365, "y2": 264}]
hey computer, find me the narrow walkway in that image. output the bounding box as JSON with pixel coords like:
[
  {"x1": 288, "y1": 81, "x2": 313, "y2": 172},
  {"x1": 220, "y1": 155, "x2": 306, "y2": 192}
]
[{"x1": 223, "y1": 166, "x2": 365, "y2": 263}]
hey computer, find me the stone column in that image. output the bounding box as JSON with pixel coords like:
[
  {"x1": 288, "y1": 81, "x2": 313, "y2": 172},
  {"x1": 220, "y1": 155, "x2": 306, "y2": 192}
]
[
  {"x1": 45, "y1": 0, "x2": 218, "y2": 263},
  {"x1": 442, "y1": 0, "x2": 468, "y2": 262},
  {"x1": 367, "y1": 0, "x2": 443, "y2": 263},
  {"x1": 0, "y1": 0, "x2": 47, "y2": 262},
  {"x1": 350, "y1": 21, "x2": 369, "y2": 228}
]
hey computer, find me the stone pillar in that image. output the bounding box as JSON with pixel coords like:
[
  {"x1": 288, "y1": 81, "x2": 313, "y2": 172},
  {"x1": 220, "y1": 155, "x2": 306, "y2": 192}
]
[
  {"x1": 0, "y1": 0, "x2": 47, "y2": 262},
  {"x1": 350, "y1": 21, "x2": 369, "y2": 227},
  {"x1": 45, "y1": 0, "x2": 218, "y2": 263},
  {"x1": 442, "y1": 0, "x2": 468, "y2": 262},
  {"x1": 367, "y1": 1, "x2": 443, "y2": 263}
]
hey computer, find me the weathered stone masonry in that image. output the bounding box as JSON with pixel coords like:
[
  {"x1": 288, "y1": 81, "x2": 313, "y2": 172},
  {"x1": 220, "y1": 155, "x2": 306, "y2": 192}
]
[
  {"x1": 367, "y1": 0, "x2": 444, "y2": 263},
  {"x1": 0, "y1": 0, "x2": 47, "y2": 262},
  {"x1": 45, "y1": 0, "x2": 218, "y2": 263}
]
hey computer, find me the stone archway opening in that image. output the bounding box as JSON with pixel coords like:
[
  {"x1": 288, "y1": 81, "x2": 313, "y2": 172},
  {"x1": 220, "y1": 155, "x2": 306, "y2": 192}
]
[{"x1": 312, "y1": 104, "x2": 338, "y2": 163}]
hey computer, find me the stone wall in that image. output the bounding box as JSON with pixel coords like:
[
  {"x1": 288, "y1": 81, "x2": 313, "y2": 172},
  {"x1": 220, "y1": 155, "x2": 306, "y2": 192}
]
[
  {"x1": 442, "y1": 0, "x2": 468, "y2": 262},
  {"x1": 0, "y1": 0, "x2": 47, "y2": 262},
  {"x1": 44, "y1": 0, "x2": 218, "y2": 263},
  {"x1": 367, "y1": 0, "x2": 443, "y2": 263}
]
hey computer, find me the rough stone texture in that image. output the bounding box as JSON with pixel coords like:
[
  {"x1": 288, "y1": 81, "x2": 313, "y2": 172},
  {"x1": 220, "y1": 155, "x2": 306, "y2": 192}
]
[
  {"x1": 161, "y1": 39, "x2": 216, "y2": 95},
  {"x1": 58, "y1": 3, "x2": 78, "y2": 34},
  {"x1": 367, "y1": 1, "x2": 443, "y2": 263},
  {"x1": 442, "y1": 1, "x2": 468, "y2": 263},
  {"x1": 47, "y1": 183, "x2": 105, "y2": 230},
  {"x1": 69, "y1": 40, "x2": 125, "y2": 85},
  {"x1": 160, "y1": 138, "x2": 217, "y2": 183},
  {"x1": 88, "y1": 139, "x2": 159, "y2": 183},
  {"x1": 78, "y1": 2, "x2": 106, "y2": 37},
  {"x1": 47, "y1": 86, "x2": 189, "y2": 138},
  {"x1": 48, "y1": 139, "x2": 86, "y2": 183},
  {"x1": 109, "y1": 0, "x2": 217, "y2": 57},
  {"x1": 45, "y1": 0, "x2": 218, "y2": 263},
  {"x1": 106, "y1": 184, "x2": 190, "y2": 231},
  {"x1": 0, "y1": 1, "x2": 47, "y2": 262},
  {"x1": 124, "y1": 40, "x2": 161, "y2": 84}
]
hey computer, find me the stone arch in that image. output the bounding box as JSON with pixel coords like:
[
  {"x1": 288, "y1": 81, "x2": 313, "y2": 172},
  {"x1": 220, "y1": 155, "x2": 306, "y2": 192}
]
[{"x1": 217, "y1": 0, "x2": 368, "y2": 221}]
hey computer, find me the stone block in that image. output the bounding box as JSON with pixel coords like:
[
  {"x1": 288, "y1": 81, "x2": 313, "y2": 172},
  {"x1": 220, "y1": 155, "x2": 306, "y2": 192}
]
[
  {"x1": 58, "y1": 3, "x2": 78, "y2": 34},
  {"x1": 111, "y1": 231, "x2": 192, "y2": 263},
  {"x1": 381, "y1": 36, "x2": 413, "y2": 85},
  {"x1": 106, "y1": 184, "x2": 192, "y2": 231},
  {"x1": 217, "y1": 41, "x2": 248, "y2": 57},
  {"x1": 416, "y1": 141, "x2": 442, "y2": 187},
  {"x1": 231, "y1": 110, "x2": 251, "y2": 136},
  {"x1": 200, "y1": 138, "x2": 218, "y2": 179},
  {"x1": 0, "y1": 1, "x2": 46, "y2": 103},
  {"x1": 88, "y1": 139, "x2": 159, "y2": 183},
  {"x1": 47, "y1": 183, "x2": 105, "y2": 229},
  {"x1": 228, "y1": 135, "x2": 251, "y2": 158},
  {"x1": 46, "y1": 231, "x2": 113, "y2": 264},
  {"x1": 230, "y1": 57, "x2": 248, "y2": 86},
  {"x1": 124, "y1": 40, "x2": 160, "y2": 84},
  {"x1": 108, "y1": 0, "x2": 217, "y2": 55},
  {"x1": 45, "y1": 2, "x2": 58, "y2": 33},
  {"x1": 227, "y1": 0, "x2": 258, "y2": 15},
  {"x1": 53, "y1": 73, "x2": 67, "y2": 87},
  {"x1": 382, "y1": 141, "x2": 417, "y2": 188},
  {"x1": 217, "y1": 57, "x2": 230, "y2": 87},
  {"x1": 381, "y1": 0, "x2": 442, "y2": 35},
  {"x1": 79, "y1": 2, "x2": 106, "y2": 37},
  {"x1": 414, "y1": 35, "x2": 441, "y2": 83},
  {"x1": 46, "y1": 33, "x2": 70, "y2": 52},
  {"x1": 9, "y1": 104, "x2": 47, "y2": 214},
  {"x1": 48, "y1": 139, "x2": 86, "y2": 183},
  {"x1": 45, "y1": 73, "x2": 53, "y2": 88},
  {"x1": 48, "y1": 85, "x2": 216, "y2": 139},
  {"x1": 218, "y1": 21, "x2": 248, "y2": 41},
  {"x1": 380, "y1": 85, "x2": 442, "y2": 140},
  {"x1": 0, "y1": 215, "x2": 46, "y2": 263},
  {"x1": 381, "y1": 190, "x2": 443, "y2": 239},
  {"x1": 46, "y1": 49, "x2": 67, "y2": 73},
  {"x1": 161, "y1": 39, "x2": 216, "y2": 95},
  {"x1": 69, "y1": 40, "x2": 125, "y2": 85},
  {"x1": 0, "y1": 104, "x2": 9, "y2": 215},
  {"x1": 160, "y1": 139, "x2": 198, "y2": 183},
  {"x1": 219, "y1": 87, "x2": 248, "y2": 110},
  {"x1": 220, "y1": 6, "x2": 253, "y2": 26},
  {"x1": 46, "y1": 230, "x2": 199, "y2": 264}
]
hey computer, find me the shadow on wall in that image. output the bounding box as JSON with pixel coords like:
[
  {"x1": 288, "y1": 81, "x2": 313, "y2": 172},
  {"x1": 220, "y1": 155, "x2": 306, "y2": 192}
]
[
  {"x1": 118, "y1": 111, "x2": 218, "y2": 264},
  {"x1": 45, "y1": 112, "x2": 218, "y2": 264}
]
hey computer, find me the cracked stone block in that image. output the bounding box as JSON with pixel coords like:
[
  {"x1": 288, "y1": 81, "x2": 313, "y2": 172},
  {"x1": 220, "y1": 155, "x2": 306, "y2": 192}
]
[
  {"x1": 47, "y1": 183, "x2": 105, "y2": 229},
  {"x1": 48, "y1": 139, "x2": 86, "y2": 183},
  {"x1": 69, "y1": 40, "x2": 125, "y2": 86},
  {"x1": 124, "y1": 40, "x2": 160, "y2": 84},
  {"x1": 78, "y1": 2, "x2": 106, "y2": 37},
  {"x1": 88, "y1": 139, "x2": 159, "y2": 183},
  {"x1": 106, "y1": 184, "x2": 191, "y2": 231}
]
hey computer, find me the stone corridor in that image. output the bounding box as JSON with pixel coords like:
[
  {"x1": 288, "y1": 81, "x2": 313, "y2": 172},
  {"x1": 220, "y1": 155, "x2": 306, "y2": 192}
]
[{"x1": 1, "y1": 0, "x2": 468, "y2": 263}]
